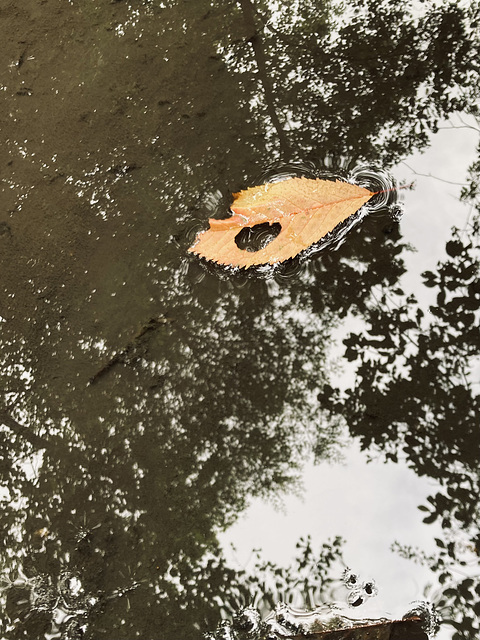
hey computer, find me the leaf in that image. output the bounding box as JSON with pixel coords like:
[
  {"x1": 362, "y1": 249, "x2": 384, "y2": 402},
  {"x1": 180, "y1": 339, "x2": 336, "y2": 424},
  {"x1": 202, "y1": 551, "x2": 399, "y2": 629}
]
[{"x1": 188, "y1": 177, "x2": 375, "y2": 268}]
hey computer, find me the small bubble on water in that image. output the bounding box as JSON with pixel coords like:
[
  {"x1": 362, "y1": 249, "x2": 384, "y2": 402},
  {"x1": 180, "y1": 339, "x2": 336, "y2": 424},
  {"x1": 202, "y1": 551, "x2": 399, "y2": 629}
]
[
  {"x1": 347, "y1": 589, "x2": 365, "y2": 607},
  {"x1": 388, "y1": 202, "x2": 404, "y2": 221},
  {"x1": 342, "y1": 567, "x2": 359, "y2": 589},
  {"x1": 362, "y1": 579, "x2": 378, "y2": 598}
]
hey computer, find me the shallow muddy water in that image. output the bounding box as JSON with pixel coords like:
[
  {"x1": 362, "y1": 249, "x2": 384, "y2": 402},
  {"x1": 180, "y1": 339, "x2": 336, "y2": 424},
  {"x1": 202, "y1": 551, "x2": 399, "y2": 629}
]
[{"x1": 1, "y1": 1, "x2": 479, "y2": 639}]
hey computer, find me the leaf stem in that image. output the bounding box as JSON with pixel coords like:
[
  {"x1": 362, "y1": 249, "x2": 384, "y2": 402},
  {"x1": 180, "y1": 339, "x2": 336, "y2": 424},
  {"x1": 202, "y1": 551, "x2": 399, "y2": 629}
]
[{"x1": 373, "y1": 182, "x2": 415, "y2": 195}]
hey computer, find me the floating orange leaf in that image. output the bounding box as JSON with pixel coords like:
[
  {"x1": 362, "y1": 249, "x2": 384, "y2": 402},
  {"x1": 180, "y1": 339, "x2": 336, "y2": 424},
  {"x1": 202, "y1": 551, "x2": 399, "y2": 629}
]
[{"x1": 188, "y1": 177, "x2": 375, "y2": 268}]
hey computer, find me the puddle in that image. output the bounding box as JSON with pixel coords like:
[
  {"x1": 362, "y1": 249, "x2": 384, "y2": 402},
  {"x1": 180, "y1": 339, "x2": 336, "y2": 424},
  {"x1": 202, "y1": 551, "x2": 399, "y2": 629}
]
[{"x1": 0, "y1": 1, "x2": 479, "y2": 639}]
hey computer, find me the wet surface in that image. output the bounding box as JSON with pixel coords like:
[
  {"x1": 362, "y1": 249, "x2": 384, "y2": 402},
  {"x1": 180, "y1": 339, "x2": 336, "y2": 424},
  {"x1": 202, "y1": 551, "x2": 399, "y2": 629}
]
[{"x1": 1, "y1": 1, "x2": 479, "y2": 639}]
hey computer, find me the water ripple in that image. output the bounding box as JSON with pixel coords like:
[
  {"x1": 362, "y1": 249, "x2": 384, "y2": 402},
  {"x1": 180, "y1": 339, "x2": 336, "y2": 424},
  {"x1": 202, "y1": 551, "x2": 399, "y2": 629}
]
[{"x1": 183, "y1": 159, "x2": 407, "y2": 282}]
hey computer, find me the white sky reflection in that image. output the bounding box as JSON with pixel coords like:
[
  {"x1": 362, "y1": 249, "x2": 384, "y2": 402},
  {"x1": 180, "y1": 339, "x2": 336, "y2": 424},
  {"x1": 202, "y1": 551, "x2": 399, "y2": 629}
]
[{"x1": 220, "y1": 115, "x2": 479, "y2": 640}]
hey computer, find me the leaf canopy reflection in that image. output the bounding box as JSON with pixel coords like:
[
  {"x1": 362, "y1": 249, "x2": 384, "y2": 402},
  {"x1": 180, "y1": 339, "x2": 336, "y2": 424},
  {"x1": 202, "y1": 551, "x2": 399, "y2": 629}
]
[{"x1": 0, "y1": 0, "x2": 479, "y2": 638}]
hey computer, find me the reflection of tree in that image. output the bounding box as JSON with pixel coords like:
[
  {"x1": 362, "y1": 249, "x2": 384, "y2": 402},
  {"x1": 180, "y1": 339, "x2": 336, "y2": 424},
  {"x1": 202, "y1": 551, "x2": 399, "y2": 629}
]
[
  {"x1": 319, "y1": 207, "x2": 480, "y2": 638},
  {"x1": 0, "y1": 280, "x2": 339, "y2": 638},
  {"x1": 0, "y1": 0, "x2": 479, "y2": 638},
  {"x1": 230, "y1": 0, "x2": 479, "y2": 163}
]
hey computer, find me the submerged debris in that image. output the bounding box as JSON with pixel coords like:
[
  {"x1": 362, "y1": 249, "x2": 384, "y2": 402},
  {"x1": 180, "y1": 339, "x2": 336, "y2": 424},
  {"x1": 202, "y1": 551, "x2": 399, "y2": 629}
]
[
  {"x1": 403, "y1": 601, "x2": 440, "y2": 638},
  {"x1": 205, "y1": 601, "x2": 436, "y2": 640}
]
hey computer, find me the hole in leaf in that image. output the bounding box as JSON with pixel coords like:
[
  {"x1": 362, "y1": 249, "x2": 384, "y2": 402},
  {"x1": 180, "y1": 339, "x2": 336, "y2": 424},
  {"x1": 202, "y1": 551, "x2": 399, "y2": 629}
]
[{"x1": 234, "y1": 222, "x2": 282, "y2": 253}]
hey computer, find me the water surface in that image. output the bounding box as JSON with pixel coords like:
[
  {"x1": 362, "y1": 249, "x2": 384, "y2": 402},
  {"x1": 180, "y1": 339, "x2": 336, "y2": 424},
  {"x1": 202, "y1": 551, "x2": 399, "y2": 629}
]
[{"x1": 1, "y1": 1, "x2": 479, "y2": 639}]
